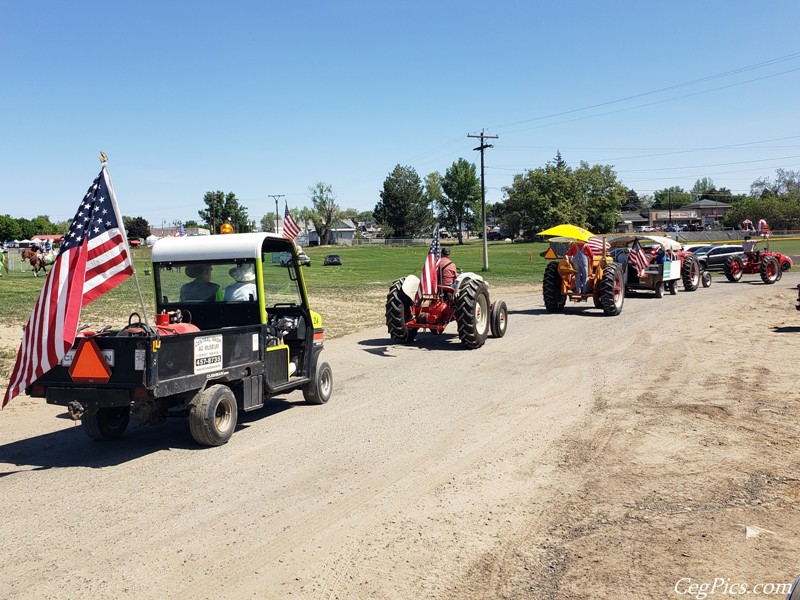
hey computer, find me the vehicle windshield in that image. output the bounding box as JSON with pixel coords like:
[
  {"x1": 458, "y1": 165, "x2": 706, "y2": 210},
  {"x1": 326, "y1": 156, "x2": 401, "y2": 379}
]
[
  {"x1": 262, "y1": 251, "x2": 304, "y2": 307},
  {"x1": 690, "y1": 245, "x2": 713, "y2": 255}
]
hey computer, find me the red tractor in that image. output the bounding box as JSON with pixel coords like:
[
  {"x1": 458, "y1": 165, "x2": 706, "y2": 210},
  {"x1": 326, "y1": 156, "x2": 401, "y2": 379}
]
[
  {"x1": 723, "y1": 244, "x2": 782, "y2": 285},
  {"x1": 385, "y1": 272, "x2": 508, "y2": 349}
]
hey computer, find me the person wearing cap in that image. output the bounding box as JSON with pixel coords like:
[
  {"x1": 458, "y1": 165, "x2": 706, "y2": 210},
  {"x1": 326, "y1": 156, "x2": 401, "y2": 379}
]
[
  {"x1": 180, "y1": 264, "x2": 222, "y2": 302},
  {"x1": 224, "y1": 264, "x2": 257, "y2": 301},
  {"x1": 742, "y1": 235, "x2": 756, "y2": 253},
  {"x1": 440, "y1": 246, "x2": 457, "y2": 288}
]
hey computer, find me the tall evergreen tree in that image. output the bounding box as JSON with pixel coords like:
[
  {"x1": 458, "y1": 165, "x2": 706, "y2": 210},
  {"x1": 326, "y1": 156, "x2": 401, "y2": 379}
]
[{"x1": 374, "y1": 165, "x2": 432, "y2": 238}]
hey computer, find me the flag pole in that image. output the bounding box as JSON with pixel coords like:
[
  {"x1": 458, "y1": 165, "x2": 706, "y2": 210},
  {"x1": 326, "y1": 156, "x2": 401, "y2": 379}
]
[{"x1": 100, "y1": 152, "x2": 150, "y2": 326}]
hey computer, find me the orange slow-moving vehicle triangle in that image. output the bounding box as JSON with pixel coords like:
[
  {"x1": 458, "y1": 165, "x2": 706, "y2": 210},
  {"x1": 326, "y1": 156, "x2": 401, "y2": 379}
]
[
  {"x1": 69, "y1": 338, "x2": 111, "y2": 384},
  {"x1": 544, "y1": 246, "x2": 559, "y2": 260}
]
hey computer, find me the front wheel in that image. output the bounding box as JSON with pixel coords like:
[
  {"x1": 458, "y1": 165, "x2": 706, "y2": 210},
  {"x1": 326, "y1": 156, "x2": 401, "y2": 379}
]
[
  {"x1": 82, "y1": 407, "x2": 130, "y2": 441},
  {"x1": 490, "y1": 300, "x2": 508, "y2": 338},
  {"x1": 654, "y1": 281, "x2": 664, "y2": 298},
  {"x1": 303, "y1": 360, "x2": 333, "y2": 405},
  {"x1": 189, "y1": 384, "x2": 238, "y2": 447},
  {"x1": 724, "y1": 256, "x2": 743, "y2": 282},
  {"x1": 701, "y1": 271, "x2": 712, "y2": 287}
]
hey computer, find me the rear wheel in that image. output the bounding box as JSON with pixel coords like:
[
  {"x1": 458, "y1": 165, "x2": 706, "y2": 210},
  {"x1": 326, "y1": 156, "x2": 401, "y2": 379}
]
[
  {"x1": 681, "y1": 255, "x2": 700, "y2": 291},
  {"x1": 667, "y1": 280, "x2": 677, "y2": 295},
  {"x1": 760, "y1": 256, "x2": 780, "y2": 284},
  {"x1": 490, "y1": 300, "x2": 508, "y2": 338},
  {"x1": 542, "y1": 262, "x2": 566, "y2": 312},
  {"x1": 189, "y1": 384, "x2": 237, "y2": 447},
  {"x1": 455, "y1": 279, "x2": 490, "y2": 349},
  {"x1": 599, "y1": 262, "x2": 624, "y2": 316},
  {"x1": 724, "y1": 256, "x2": 743, "y2": 282},
  {"x1": 654, "y1": 281, "x2": 664, "y2": 298},
  {"x1": 82, "y1": 407, "x2": 130, "y2": 441},
  {"x1": 385, "y1": 278, "x2": 417, "y2": 343}
]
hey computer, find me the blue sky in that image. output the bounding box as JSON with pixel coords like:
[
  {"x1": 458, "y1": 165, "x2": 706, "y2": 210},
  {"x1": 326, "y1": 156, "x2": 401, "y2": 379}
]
[{"x1": 2, "y1": 1, "x2": 799, "y2": 227}]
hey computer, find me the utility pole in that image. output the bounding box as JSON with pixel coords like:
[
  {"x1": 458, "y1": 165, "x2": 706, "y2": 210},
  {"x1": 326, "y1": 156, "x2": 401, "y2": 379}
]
[
  {"x1": 468, "y1": 130, "x2": 498, "y2": 271},
  {"x1": 268, "y1": 194, "x2": 285, "y2": 234}
]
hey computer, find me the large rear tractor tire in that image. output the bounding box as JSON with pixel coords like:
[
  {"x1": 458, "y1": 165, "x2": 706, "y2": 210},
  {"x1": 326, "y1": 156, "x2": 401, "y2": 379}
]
[
  {"x1": 724, "y1": 256, "x2": 743, "y2": 282},
  {"x1": 681, "y1": 255, "x2": 700, "y2": 291},
  {"x1": 760, "y1": 256, "x2": 780, "y2": 284},
  {"x1": 189, "y1": 384, "x2": 238, "y2": 447},
  {"x1": 303, "y1": 358, "x2": 333, "y2": 405},
  {"x1": 490, "y1": 300, "x2": 508, "y2": 338},
  {"x1": 386, "y1": 278, "x2": 418, "y2": 343},
  {"x1": 542, "y1": 262, "x2": 566, "y2": 312},
  {"x1": 599, "y1": 262, "x2": 625, "y2": 316},
  {"x1": 455, "y1": 279, "x2": 490, "y2": 349},
  {"x1": 82, "y1": 407, "x2": 130, "y2": 441}
]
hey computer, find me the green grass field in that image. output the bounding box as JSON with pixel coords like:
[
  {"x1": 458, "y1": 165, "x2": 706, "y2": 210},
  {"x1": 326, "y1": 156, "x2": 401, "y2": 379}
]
[{"x1": 3, "y1": 237, "x2": 800, "y2": 327}]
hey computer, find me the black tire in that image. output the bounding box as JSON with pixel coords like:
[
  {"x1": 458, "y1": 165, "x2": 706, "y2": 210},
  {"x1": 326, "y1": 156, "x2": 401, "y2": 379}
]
[
  {"x1": 542, "y1": 262, "x2": 566, "y2": 312},
  {"x1": 455, "y1": 279, "x2": 490, "y2": 349},
  {"x1": 701, "y1": 271, "x2": 712, "y2": 287},
  {"x1": 724, "y1": 256, "x2": 743, "y2": 282},
  {"x1": 189, "y1": 384, "x2": 238, "y2": 447},
  {"x1": 599, "y1": 262, "x2": 624, "y2": 316},
  {"x1": 654, "y1": 281, "x2": 663, "y2": 298},
  {"x1": 667, "y1": 280, "x2": 677, "y2": 295},
  {"x1": 385, "y1": 278, "x2": 417, "y2": 343},
  {"x1": 781, "y1": 260, "x2": 791, "y2": 272},
  {"x1": 760, "y1": 256, "x2": 780, "y2": 284},
  {"x1": 490, "y1": 300, "x2": 508, "y2": 338},
  {"x1": 82, "y1": 407, "x2": 130, "y2": 441},
  {"x1": 303, "y1": 360, "x2": 333, "y2": 405},
  {"x1": 681, "y1": 255, "x2": 700, "y2": 291}
]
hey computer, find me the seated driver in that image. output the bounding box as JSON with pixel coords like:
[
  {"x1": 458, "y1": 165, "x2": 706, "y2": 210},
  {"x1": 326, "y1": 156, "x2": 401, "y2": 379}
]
[
  {"x1": 742, "y1": 236, "x2": 756, "y2": 253},
  {"x1": 224, "y1": 264, "x2": 257, "y2": 301},
  {"x1": 440, "y1": 247, "x2": 457, "y2": 288}
]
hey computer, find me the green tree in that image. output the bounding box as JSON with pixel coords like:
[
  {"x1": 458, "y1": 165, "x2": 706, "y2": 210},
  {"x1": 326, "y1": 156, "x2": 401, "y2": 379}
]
[
  {"x1": 374, "y1": 165, "x2": 432, "y2": 239},
  {"x1": 751, "y1": 168, "x2": 800, "y2": 197},
  {"x1": 573, "y1": 162, "x2": 626, "y2": 233},
  {"x1": 423, "y1": 171, "x2": 444, "y2": 213},
  {"x1": 498, "y1": 153, "x2": 624, "y2": 237},
  {"x1": 691, "y1": 177, "x2": 715, "y2": 196},
  {"x1": 440, "y1": 158, "x2": 481, "y2": 244},
  {"x1": 260, "y1": 212, "x2": 277, "y2": 233},
  {"x1": 309, "y1": 182, "x2": 340, "y2": 245},
  {"x1": 16, "y1": 217, "x2": 37, "y2": 240},
  {"x1": 0, "y1": 215, "x2": 22, "y2": 241},
  {"x1": 198, "y1": 191, "x2": 250, "y2": 233},
  {"x1": 183, "y1": 220, "x2": 200, "y2": 228},
  {"x1": 123, "y1": 216, "x2": 151, "y2": 239},
  {"x1": 622, "y1": 188, "x2": 645, "y2": 211},
  {"x1": 652, "y1": 186, "x2": 692, "y2": 210}
]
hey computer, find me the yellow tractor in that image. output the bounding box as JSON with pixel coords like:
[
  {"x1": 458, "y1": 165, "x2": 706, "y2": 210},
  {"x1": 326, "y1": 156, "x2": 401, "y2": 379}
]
[{"x1": 542, "y1": 239, "x2": 625, "y2": 316}]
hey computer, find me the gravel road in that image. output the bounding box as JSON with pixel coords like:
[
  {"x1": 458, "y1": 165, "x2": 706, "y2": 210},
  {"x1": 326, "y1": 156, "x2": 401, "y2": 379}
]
[{"x1": 1, "y1": 272, "x2": 799, "y2": 599}]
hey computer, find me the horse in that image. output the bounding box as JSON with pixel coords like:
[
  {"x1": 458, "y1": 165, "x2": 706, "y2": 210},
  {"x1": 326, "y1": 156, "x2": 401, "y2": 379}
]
[{"x1": 21, "y1": 248, "x2": 49, "y2": 277}]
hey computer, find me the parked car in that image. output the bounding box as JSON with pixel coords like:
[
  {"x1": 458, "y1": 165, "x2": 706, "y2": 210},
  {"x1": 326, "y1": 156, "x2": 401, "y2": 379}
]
[
  {"x1": 297, "y1": 250, "x2": 311, "y2": 267},
  {"x1": 694, "y1": 245, "x2": 744, "y2": 271},
  {"x1": 682, "y1": 244, "x2": 713, "y2": 254},
  {"x1": 323, "y1": 254, "x2": 342, "y2": 266}
]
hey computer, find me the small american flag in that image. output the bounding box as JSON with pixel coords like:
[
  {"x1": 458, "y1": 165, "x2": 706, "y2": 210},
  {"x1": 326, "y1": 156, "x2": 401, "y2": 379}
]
[
  {"x1": 629, "y1": 239, "x2": 650, "y2": 277},
  {"x1": 417, "y1": 224, "x2": 440, "y2": 300},
  {"x1": 586, "y1": 236, "x2": 608, "y2": 255},
  {"x1": 282, "y1": 202, "x2": 301, "y2": 241},
  {"x1": 3, "y1": 161, "x2": 133, "y2": 407}
]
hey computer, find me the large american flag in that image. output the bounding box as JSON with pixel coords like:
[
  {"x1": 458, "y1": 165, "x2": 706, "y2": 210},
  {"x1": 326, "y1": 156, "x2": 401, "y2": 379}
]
[
  {"x1": 282, "y1": 202, "x2": 301, "y2": 241},
  {"x1": 629, "y1": 239, "x2": 650, "y2": 277},
  {"x1": 3, "y1": 162, "x2": 133, "y2": 407},
  {"x1": 417, "y1": 224, "x2": 440, "y2": 300}
]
